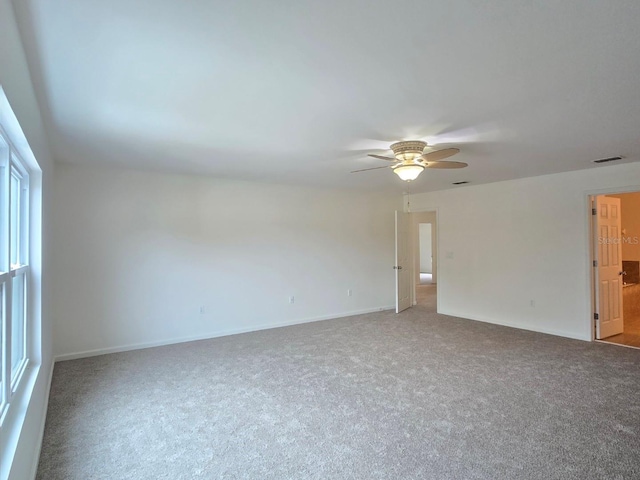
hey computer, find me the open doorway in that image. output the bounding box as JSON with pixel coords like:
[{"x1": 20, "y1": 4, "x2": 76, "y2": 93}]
[
  {"x1": 419, "y1": 223, "x2": 433, "y2": 285},
  {"x1": 591, "y1": 192, "x2": 640, "y2": 348},
  {"x1": 410, "y1": 211, "x2": 437, "y2": 308}
]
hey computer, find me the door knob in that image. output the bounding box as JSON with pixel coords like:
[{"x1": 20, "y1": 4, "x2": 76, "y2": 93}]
[
  {"x1": 393, "y1": 266, "x2": 403, "y2": 270},
  {"x1": 619, "y1": 271, "x2": 626, "y2": 276}
]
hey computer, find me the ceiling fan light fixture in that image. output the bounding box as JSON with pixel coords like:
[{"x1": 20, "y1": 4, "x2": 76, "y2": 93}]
[
  {"x1": 393, "y1": 164, "x2": 424, "y2": 181},
  {"x1": 357, "y1": 139, "x2": 465, "y2": 179}
]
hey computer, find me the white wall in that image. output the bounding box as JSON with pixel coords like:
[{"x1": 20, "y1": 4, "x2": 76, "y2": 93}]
[
  {"x1": 0, "y1": 1, "x2": 55, "y2": 479},
  {"x1": 53, "y1": 164, "x2": 400, "y2": 358},
  {"x1": 409, "y1": 162, "x2": 640, "y2": 341}
]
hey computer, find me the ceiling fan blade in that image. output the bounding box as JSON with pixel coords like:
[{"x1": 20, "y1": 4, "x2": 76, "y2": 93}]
[
  {"x1": 421, "y1": 148, "x2": 460, "y2": 162},
  {"x1": 424, "y1": 161, "x2": 468, "y2": 169},
  {"x1": 368, "y1": 154, "x2": 397, "y2": 162},
  {"x1": 350, "y1": 165, "x2": 392, "y2": 173}
]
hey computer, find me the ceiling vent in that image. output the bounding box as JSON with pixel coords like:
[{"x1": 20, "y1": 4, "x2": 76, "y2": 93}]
[
  {"x1": 452, "y1": 181, "x2": 469, "y2": 185},
  {"x1": 594, "y1": 156, "x2": 623, "y2": 164}
]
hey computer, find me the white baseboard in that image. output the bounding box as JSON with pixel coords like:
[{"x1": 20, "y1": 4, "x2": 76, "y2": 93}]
[
  {"x1": 437, "y1": 308, "x2": 590, "y2": 342},
  {"x1": 54, "y1": 305, "x2": 395, "y2": 362}
]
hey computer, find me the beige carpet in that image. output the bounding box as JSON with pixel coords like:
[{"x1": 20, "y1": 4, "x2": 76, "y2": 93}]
[{"x1": 37, "y1": 288, "x2": 640, "y2": 479}]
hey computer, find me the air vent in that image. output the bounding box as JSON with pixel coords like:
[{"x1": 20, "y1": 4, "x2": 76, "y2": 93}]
[
  {"x1": 452, "y1": 181, "x2": 469, "y2": 185},
  {"x1": 594, "y1": 156, "x2": 623, "y2": 164}
]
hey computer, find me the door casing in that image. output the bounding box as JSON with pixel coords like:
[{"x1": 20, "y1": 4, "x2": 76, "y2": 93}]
[{"x1": 587, "y1": 187, "x2": 640, "y2": 341}]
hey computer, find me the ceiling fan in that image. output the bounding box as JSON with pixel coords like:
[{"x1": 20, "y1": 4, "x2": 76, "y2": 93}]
[{"x1": 351, "y1": 140, "x2": 467, "y2": 181}]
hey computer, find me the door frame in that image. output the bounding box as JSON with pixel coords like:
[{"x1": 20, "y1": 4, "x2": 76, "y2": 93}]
[
  {"x1": 408, "y1": 208, "x2": 439, "y2": 309},
  {"x1": 587, "y1": 186, "x2": 640, "y2": 341}
]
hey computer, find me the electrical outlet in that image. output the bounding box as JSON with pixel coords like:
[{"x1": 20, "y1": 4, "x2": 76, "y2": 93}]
[
  {"x1": 289, "y1": 296, "x2": 295, "y2": 304},
  {"x1": 347, "y1": 289, "x2": 352, "y2": 297},
  {"x1": 199, "y1": 306, "x2": 205, "y2": 314},
  {"x1": 530, "y1": 300, "x2": 535, "y2": 307}
]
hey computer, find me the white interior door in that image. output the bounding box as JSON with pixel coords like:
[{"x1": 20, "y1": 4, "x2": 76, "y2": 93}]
[
  {"x1": 595, "y1": 196, "x2": 624, "y2": 339},
  {"x1": 395, "y1": 211, "x2": 411, "y2": 313}
]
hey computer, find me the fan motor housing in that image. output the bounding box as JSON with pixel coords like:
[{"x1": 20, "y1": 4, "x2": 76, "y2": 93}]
[{"x1": 390, "y1": 140, "x2": 427, "y2": 162}]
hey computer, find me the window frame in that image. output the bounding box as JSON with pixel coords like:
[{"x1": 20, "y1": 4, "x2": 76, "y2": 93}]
[{"x1": 0, "y1": 124, "x2": 31, "y2": 425}]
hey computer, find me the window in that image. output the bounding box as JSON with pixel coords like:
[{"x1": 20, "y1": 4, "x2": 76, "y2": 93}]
[{"x1": 0, "y1": 127, "x2": 30, "y2": 422}]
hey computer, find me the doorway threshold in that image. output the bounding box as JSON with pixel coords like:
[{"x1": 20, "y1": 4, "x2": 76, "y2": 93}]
[{"x1": 595, "y1": 340, "x2": 640, "y2": 350}]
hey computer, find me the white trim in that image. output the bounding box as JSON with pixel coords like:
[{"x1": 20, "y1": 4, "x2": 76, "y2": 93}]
[
  {"x1": 437, "y1": 308, "x2": 590, "y2": 342},
  {"x1": 0, "y1": 85, "x2": 44, "y2": 480},
  {"x1": 54, "y1": 305, "x2": 395, "y2": 362},
  {"x1": 27, "y1": 362, "x2": 54, "y2": 480},
  {"x1": 0, "y1": 364, "x2": 39, "y2": 480},
  {"x1": 588, "y1": 194, "x2": 598, "y2": 342}
]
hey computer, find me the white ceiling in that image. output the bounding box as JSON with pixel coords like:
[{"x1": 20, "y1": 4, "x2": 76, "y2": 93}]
[{"x1": 14, "y1": 0, "x2": 640, "y2": 193}]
